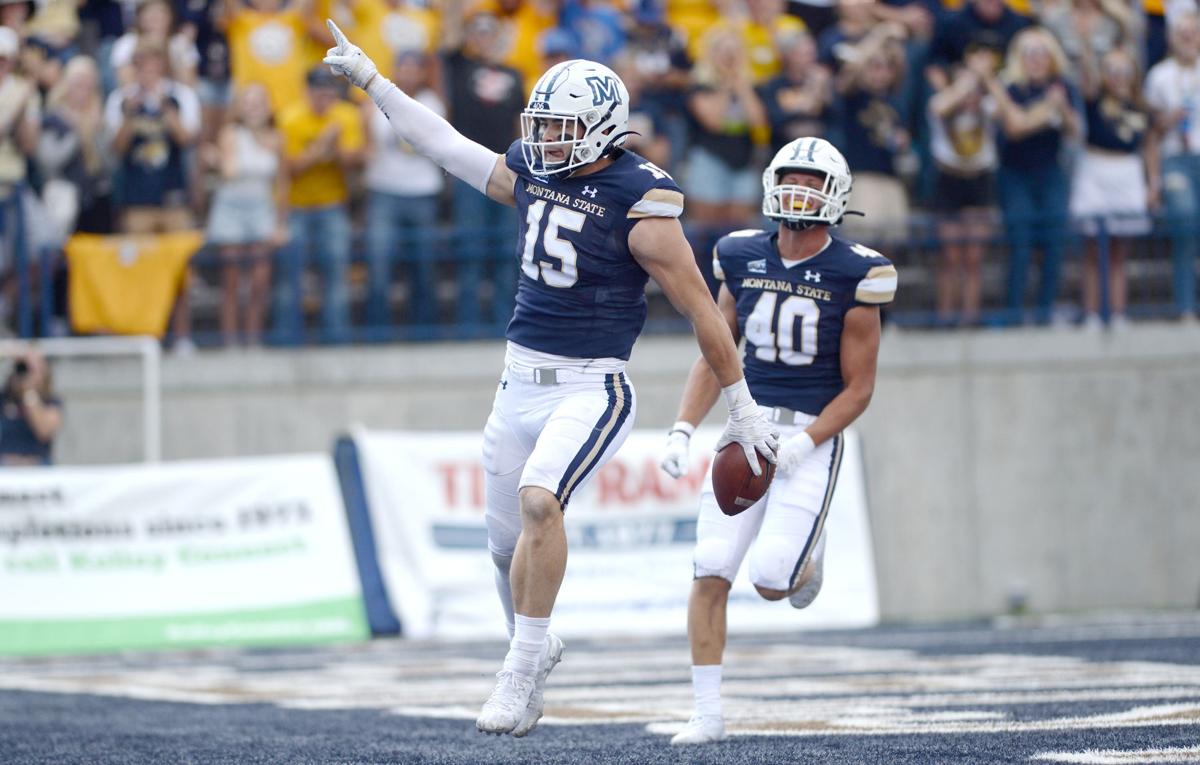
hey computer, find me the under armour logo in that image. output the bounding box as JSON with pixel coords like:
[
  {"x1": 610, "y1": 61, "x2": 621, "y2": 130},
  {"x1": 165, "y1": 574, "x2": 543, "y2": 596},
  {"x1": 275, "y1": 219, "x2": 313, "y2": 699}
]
[
  {"x1": 500, "y1": 379, "x2": 508, "y2": 390},
  {"x1": 581, "y1": 185, "x2": 597, "y2": 198},
  {"x1": 804, "y1": 270, "x2": 821, "y2": 283}
]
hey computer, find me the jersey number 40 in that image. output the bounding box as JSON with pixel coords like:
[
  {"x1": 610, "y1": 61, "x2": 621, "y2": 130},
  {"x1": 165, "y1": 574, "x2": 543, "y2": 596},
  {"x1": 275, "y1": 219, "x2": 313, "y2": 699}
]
[{"x1": 745, "y1": 292, "x2": 819, "y2": 366}]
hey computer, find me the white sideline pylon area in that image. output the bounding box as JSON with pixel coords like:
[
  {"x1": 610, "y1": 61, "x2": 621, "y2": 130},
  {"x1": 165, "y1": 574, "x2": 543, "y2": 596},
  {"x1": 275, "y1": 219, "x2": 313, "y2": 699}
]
[{"x1": 0, "y1": 335, "x2": 161, "y2": 462}]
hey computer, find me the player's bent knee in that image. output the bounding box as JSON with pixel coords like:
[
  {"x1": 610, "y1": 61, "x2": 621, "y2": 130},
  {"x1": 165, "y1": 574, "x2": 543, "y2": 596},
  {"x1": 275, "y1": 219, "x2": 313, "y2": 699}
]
[
  {"x1": 491, "y1": 551, "x2": 512, "y2": 574},
  {"x1": 519, "y1": 486, "x2": 563, "y2": 528},
  {"x1": 485, "y1": 517, "x2": 520, "y2": 559},
  {"x1": 748, "y1": 538, "x2": 797, "y2": 593},
  {"x1": 754, "y1": 584, "x2": 789, "y2": 601},
  {"x1": 693, "y1": 538, "x2": 734, "y2": 581}
]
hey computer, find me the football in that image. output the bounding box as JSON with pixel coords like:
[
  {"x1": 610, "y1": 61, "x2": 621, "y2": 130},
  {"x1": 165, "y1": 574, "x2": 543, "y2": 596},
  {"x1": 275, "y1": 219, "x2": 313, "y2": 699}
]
[{"x1": 711, "y1": 443, "x2": 775, "y2": 516}]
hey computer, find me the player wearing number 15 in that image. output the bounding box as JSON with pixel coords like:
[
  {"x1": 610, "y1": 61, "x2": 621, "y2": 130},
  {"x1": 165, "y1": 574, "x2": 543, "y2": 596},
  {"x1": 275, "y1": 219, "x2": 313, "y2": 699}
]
[
  {"x1": 658, "y1": 137, "x2": 897, "y2": 745},
  {"x1": 321, "y1": 21, "x2": 779, "y2": 739}
]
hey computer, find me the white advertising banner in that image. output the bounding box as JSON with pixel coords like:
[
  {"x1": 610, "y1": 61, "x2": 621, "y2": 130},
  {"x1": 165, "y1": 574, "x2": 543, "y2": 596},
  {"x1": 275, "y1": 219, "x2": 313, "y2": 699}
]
[
  {"x1": 355, "y1": 428, "x2": 878, "y2": 640},
  {"x1": 0, "y1": 455, "x2": 369, "y2": 655}
]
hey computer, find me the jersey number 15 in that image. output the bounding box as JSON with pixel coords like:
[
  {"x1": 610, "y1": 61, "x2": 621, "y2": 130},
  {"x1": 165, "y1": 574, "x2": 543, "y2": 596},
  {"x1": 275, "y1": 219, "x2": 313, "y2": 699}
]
[
  {"x1": 745, "y1": 292, "x2": 819, "y2": 366},
  {"x1": 521, "y1": 200, "x2": 584, "y2": 288}
]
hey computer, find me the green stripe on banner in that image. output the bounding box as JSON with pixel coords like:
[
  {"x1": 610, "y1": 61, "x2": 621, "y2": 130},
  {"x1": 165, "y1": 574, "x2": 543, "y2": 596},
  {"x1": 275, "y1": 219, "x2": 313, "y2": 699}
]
[{"x1": 0, "y1": 598, "x2": 370, "y2": 656}]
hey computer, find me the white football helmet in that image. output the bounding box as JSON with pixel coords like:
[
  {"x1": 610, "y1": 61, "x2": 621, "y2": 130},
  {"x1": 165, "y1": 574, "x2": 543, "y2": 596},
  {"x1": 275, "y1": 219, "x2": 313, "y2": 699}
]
[
  {"x1": 762, "y1": 137, "x2": 853, "y2": 228},
  {"x1": 521, "y1": 59, "x2": 631, "y2": 177}
]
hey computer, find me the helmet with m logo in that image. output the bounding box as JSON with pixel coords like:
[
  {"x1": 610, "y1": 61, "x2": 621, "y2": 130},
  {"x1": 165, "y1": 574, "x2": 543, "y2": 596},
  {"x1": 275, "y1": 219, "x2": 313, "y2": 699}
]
[{"x1": 521, "y1": 59, "x2": 631, "y2": 177}]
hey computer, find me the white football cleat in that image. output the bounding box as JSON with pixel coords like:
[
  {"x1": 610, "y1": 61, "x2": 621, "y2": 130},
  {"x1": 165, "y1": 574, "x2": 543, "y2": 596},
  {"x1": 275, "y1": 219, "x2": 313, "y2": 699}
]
[
  {"x1": 789, "y1": 552, "x2": 825, "y2": 609},
  {"x1": 670, "y1": 715, "x2": 726, "y2": 745},
  {"x1": 511, "y1": 633, "x2": 565, "y2": 737},
  {"x1": 476, "y1": 669, "x2": 537, "y2": 735}
]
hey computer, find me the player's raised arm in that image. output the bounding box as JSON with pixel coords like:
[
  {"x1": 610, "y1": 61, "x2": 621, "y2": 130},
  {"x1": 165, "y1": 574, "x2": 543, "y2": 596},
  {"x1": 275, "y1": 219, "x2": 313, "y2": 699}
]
[
  {"x1": 629, "y1": 217, "x2": 778, "y2": 475},
  {"x1": 322, "y1": 20, "x2": 518, "y2": 205}
]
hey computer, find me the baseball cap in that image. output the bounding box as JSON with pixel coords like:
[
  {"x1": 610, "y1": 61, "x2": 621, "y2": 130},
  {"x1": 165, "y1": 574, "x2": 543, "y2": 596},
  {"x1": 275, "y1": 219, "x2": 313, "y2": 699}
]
[
  {"x1": 540, "y1": 28, "x2": 575, "y2": 57},
  {"x1": 306, "y1": 65, "x2": 339, "y2": 88}
]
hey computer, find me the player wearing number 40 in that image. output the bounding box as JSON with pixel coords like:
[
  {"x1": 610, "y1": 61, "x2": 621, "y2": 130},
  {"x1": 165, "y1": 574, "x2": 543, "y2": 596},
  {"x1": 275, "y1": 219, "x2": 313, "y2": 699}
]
[
  {"x1": 658, "y1": 137, "x2": 898, "y2": 746},
  {"x1": 322, "y1": 21, "x2": 780, "y2": 739}
]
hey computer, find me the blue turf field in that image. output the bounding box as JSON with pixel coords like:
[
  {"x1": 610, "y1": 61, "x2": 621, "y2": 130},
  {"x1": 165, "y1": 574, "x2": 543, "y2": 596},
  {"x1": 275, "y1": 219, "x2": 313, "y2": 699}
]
[{"x1": 3, "y1": 614, "x2": 1199, "y2": 764}]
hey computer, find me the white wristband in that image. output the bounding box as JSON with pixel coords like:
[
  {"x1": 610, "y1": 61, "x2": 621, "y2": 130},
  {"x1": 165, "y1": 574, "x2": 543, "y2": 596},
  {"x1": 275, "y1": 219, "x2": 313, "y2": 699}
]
[
  {"x1": 669, "y1": 420, "x2": 695, "y2": 437},
  {"x1": 367, "y1": 76, "x2": 501, "y2": 194},
  {"x1": 721, "y1": 378, "x2": 754, "y2": 412}
]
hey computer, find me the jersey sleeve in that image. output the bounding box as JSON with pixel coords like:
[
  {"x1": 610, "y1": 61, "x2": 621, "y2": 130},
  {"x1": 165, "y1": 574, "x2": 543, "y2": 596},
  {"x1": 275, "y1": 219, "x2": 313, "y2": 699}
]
[
  {"x1": 625, "y1": 162, "x2": 685, "y2": 220},
  {"x1": 854, "y1": 261, "x2": 898, "y2": 305},
  {"x1": 712, "y1": 230, "x2": 763, "y2": 289},
  {"x1": 503, "y1": 138, "x2": 527, "y2": 178}
]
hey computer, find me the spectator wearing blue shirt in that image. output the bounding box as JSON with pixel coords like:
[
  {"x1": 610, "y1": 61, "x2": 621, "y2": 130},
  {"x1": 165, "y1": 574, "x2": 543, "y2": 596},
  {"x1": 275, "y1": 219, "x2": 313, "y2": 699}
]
[
  {"x1": 623, "y1": 4, "x2": 692, "y2": 169},
  {"x1": 981, "y1": 27, "x2": 1081, "y2": 325},
  {"x1": 925, "y1": 0, "x2": 1029, "y2": 92},
  {"x1": 816, "y1": 0, "x2": 875, "y2": 78},
  {"x1": 613, "y1": 53, "x2": 671, "y2": 171},
  {"x1": 758, "y1": 29, "x2": 832, "y2": 154},
  {"x1": 538, "y1": 27, "x2": 575, "y2": 70},
  {"x1": 0, "y1": 350, "x2": 62, "y2": 466},
  {"x1": 1071, "y1": 45, "x2": 1155, "y2": 330},
  {"x1": 685, "y1": 25, "x2": 768, "y2": 228},
  {"x1": 560, "y1": 0, "x2": 626, "y2": 65},
  {"x1": 832, "y1": 25, "x2": 914, "y2": 246}
]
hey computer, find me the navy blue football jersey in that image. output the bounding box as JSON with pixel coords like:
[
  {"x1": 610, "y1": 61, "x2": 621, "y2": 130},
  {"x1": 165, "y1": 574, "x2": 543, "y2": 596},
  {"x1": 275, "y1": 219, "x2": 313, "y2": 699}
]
[
  {"x1": 503, "y1": 141, "x2": 684, "y2": 360},
  {"x1": 715, "y1": 230, "x2": 897, "y2": 415}
]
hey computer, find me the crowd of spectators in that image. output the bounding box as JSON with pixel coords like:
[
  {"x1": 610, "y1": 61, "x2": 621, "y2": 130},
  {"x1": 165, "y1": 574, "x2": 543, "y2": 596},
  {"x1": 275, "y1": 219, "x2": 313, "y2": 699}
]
[{"x1": 0, "y1": 0, "x2": 1198, "y2": 346}]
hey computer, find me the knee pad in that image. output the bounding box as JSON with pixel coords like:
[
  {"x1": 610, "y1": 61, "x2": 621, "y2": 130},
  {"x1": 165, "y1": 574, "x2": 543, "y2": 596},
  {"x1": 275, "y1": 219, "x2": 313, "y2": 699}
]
[
  {"x1": 486, "y1": 511, "x2": 521, "y2": 559},
  {"x1": 749, "y1": 537, "x2": 798, "y2": 592},
  {"x1": 693, "y1": 537, "x2": 734, "y2": 581},
  {"x1": 491, "y1": 551, "x2": 512, "y2": 575}
]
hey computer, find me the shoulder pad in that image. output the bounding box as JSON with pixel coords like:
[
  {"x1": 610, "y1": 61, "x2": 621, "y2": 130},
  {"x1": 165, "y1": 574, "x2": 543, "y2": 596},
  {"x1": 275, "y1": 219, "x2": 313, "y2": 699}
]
[
  {"x1": 855, "y1": 264, "x2": 898, "y2": 304},
  {"x1": 628, "y1": 188, "x2": 685, "y2": 219},
  {"x1": 711, "y1": 243, "x2": 724, "y2": 281}
]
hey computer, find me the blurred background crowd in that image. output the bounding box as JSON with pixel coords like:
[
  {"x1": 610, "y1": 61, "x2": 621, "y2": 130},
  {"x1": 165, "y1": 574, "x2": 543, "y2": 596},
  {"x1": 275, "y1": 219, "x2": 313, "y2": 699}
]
[{"x1": 0, "y1": 0, "x2": 1198, "y2": 348}]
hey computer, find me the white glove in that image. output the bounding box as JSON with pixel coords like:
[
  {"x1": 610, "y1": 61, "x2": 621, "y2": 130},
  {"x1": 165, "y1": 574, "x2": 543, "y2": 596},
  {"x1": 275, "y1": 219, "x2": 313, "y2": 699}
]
[
  {"x1": 323, "y1": 20, "x2": 378, "y2": 90},
  {"x1": 660, "y1": 421, "x2": 694, "y2": 479},
  {"x1": 715, "y1": 379, "x2": 779, "y2": 477},
  {"x1": 776, "y1": 431, "x2": 816, "y2": 476}
]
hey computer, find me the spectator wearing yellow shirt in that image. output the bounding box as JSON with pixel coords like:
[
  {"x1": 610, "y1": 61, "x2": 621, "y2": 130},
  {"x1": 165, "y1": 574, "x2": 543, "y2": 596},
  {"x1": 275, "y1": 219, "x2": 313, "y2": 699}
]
[
  {"x1": 350, "y1": 0, "x2": 440, "y2": 66},
  {"x1": 278, "y1": 66, "x2": 364, "y2": 341},
  {"x1": 739, "y1": 0, "x2": 806, "y2": 83},
  {"x1": 221, "y1": 0, "x2": 323, "y2": 115},
  {"x1": 666, "y1": 0, "x2": 721, "y2": 59}
]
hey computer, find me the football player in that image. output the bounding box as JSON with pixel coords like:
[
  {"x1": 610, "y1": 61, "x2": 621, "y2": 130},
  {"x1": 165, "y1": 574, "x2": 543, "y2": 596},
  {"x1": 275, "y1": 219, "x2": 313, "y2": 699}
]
[
  {"x1": 322, "y1": 22, "x2": 780, "y2": 738},
  {"x1": 658, "y1": 137, "x2": 897, "y2": 745}
]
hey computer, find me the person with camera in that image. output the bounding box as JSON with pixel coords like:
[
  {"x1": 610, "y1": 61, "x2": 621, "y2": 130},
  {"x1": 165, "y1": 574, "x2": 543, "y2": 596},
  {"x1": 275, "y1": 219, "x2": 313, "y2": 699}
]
[{"x1": 0, "y1": 349, "x2": 63, "y2": 466}]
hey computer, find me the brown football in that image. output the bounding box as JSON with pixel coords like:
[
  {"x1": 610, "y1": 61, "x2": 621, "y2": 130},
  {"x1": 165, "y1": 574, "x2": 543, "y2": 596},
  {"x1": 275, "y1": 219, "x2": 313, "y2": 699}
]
[{"x1": 711, "y1": 442, "x2": 775, "y2": 516}]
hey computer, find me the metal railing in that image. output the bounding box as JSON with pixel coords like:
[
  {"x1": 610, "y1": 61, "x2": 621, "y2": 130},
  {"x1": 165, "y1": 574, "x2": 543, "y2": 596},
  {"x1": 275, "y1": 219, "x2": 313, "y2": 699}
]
[{"x1": 2, "y1": 195, "x2": 1196, "y2": 346}]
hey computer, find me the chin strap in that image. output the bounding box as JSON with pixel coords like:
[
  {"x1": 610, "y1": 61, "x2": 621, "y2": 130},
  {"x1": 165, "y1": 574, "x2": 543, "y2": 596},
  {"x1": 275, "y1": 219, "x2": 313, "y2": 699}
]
[
  {"x1": 783, "y1": 219, "x2": 819, "y2": 231},
  {"x1": 781, "y1": 208, "x2": 863, "y2": 230}
]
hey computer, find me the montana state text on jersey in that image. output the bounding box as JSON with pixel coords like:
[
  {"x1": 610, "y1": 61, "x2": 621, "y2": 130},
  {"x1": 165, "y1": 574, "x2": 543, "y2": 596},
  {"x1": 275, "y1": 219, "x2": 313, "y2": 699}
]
[
  {"x1": 503, "y1": 140, "x2": 684, "y2": 360},
  {"x1": 713, "y1": 230, "x2": 898, "y2": 415}
]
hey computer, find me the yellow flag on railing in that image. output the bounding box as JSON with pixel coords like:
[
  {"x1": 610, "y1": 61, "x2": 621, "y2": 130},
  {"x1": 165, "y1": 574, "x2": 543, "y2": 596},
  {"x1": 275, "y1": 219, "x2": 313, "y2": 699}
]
[{"x1": 66, "y1": 231, "x2": 203, "y2": 337}]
